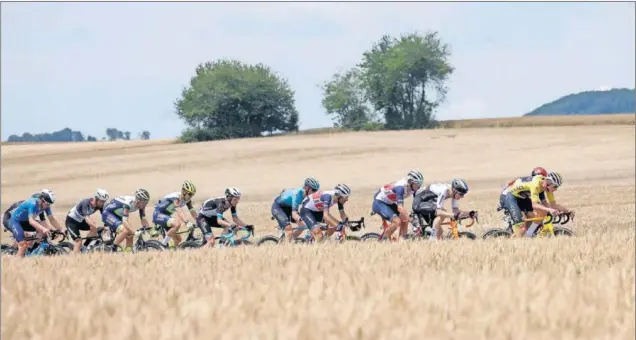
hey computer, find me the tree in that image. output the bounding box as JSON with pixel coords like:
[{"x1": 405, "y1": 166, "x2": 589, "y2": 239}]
[
  {"x1": 358, "y1": 32, "x2": 454, "y2": 129},
  {"x1": 105, "y1": 128, "x2": 126, "y2": 141},
  {"x1": 175, "y1": 59, "x2": 299, "y2": 142},
  {"x1": 123, "y1": 131, "x2": 131, "y2": 140},
  {"x1": 321, "y1": 68, "x2": 379, "y2": 130},
  {"x1": 139, "y1": 131, "x2": 151, "y2": 140},
  {"x1": 6, "y1": 127, "x2": 85, "y2": 142}
]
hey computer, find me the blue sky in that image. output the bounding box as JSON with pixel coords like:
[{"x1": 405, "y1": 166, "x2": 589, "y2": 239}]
[{"x1": 1, "y1": 2, "x2": 634, "y2": 139}]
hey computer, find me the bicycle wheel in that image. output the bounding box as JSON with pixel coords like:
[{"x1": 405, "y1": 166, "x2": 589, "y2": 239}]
[
  {"x1": 135, "y1": 240, "x2": 166, "y2": 252},
  {"x1": 1, "y1": 245, "x2": 17, "y2": 255},
  {"x1": 256, "y1": 235, "x2": 281, "y2": 246},
  {"x1": 553, "y1": 227, "x2": 574, "y2": 237},
  {"x1": 57, "y1": 242, "x2": 74, "y2": 254},
  {"x1": 482, "y1": 228, "x2": 505, "y2": 240},
  {"x1": 457, "y1": 232, "x2": 477, "y2": 240},
  {"x1": 485, "y1": 229, "x2": 512, "y2": 239},
  {"x1": 360, "y1": 232, "x2": 382, "y2": 242},
  {"x1": 345, "y1": 235, "x2": 361, "y2": 242},
  {"x1": 178, "y1": 240, "x2": 203, "y2": 250}
]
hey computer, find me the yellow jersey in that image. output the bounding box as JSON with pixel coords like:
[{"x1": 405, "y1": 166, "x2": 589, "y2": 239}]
[{"x1": 504, "y1": 175, "x2": 555, "y2": 203}]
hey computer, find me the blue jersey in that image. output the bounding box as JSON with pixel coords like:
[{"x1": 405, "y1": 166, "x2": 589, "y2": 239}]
[
  {"x1": 278, "y1": 188, "x2": 304, "y2": 211},
  {"x1": 11, "y1": 197, "x2": 52, "y2": 222}
]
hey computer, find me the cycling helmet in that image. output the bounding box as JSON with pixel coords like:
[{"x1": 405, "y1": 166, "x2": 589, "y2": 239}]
[
  {"x1": 95, "y1": 188, "x2": 109, "y2": 201},
  {"x1": 304, "y1": 177, "x2": 320, "y2": 191},
  {"x1": 407, "y1": 170, "x2": 424, "y2": 185},
  {"x1": 531, "y1": 167, "x2": 548, "y2": 177},
  {"x1": 451, "y1": 179, "x2": 469, "y2": 195},
  {"x1": 225, "y1": 187, "x2": 241, "y2": 198},
  {"x1": 334, "y1": 184, "x2": 351, "y2": 197},
  {"x1": 39, "y1": 189, "x2": 56, "y2": 204},
  {"x1": 135, "y1": 188, "x2": 150, "y2": 202},
  {"x1": 546, "y1": 172, "x2": 563, "y2": 187},
  {"x1": 182, "y1": 180, "x2": 196, "y2": 195}
]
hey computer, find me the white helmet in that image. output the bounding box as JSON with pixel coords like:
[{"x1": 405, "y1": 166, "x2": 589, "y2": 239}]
[
  {"x1": 407, "y1": 170, "x2": 424, "y2": 185},
  {"x1": 134, "y1": 188, "x2": 150, "y2": 202},
  {"x1": 225, "y1": 187, "x2": 241, "y2": 198},
  {"x1": 334, "y1": 184, "x2": 351, "y2": 197},
  {"x1": 95, "y1": 188, "x2": 109, "y2": 201},
  {"x1": 547, "y1": 172, "x2": 563, "y2": 187},
  {"x1": 39, "y1": 189, "x2": 56, "y2": 204}
]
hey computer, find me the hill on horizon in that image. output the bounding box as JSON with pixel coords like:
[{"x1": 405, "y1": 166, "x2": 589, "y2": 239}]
[{"x1": 524, "y1": 88, "x2": 635, "y2": 116}]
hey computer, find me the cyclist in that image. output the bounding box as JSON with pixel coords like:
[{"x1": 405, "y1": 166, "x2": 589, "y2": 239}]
[
  {"x1": 500, "y1": 172, "x2": 563, "y2": 237},
  {"x1": 3, "y1": 192, "x2": 47, "y2": 233},
  {"x1": 270, "y1": 177, "x2": 321, "y2": 243},
  {"x1": 102, "y1": 188, "x2": 151, "y2": 252},
  {"x1": 196, "y1": 187, "x2": 249, "y2": 247},
  {"x1": 371, "y1": 170, "x2": 424, "y2": 241},
  {"x1": 412, "y1": 179, "x2": 473, "y2": 240},
  {"x1": 299, "y1": 183, "x2": 352, "y2": 242},
  {"x1": 66, "y1": 189, "x2": 110, "y2": 253},
  {"x1": 505, "y1": 166, "x2": 548, "y2": 188},
  {"x1": 153, "y1": 181, "x2": 198, "y2": 248},
  {"x1": 7, "y1": 189, "x2": 58, "y2": 258}
]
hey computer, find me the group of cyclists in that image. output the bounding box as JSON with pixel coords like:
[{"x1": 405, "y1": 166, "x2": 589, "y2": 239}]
[{"x1": 2, "y1": 166, "x2": 574, "y2": 258}]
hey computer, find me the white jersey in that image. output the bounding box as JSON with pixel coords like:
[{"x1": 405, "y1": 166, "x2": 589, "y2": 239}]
[
  {"x1": 374, "y1": 178, "x2": 411, "y2": 205},
  {"x1": 67, "y1": 198, "x2": 101, "y2": 223},
  {"x1": 302, "y1": 190, "x2": 337, "y2": 212},
  {"x1": 423, "y1": 183, "x2": 459, "y2": 210}
]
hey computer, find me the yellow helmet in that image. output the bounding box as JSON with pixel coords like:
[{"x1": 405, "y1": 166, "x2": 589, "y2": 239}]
[{"x1": 182, "y1": 180, "x2": 196, "y2": 195}]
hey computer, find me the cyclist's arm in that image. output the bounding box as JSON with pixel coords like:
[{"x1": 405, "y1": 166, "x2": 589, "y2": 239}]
[
  {"x1": 337, "y1": 201, "x2": 348, "y2": 223},
  {"x1": 139, "y1": 209, "x2": 149, "y2": 227},
  {"x1": 291, "y1": 193, "x2": 303, "y2": 223},
  {"x1": 230, "y1": 206, "x2": 246, "y2": 227},
  {"x1": 48, "y1": 215, "x2": 64, "y2": 232},
  {"x1": 187, "y1": 201, "x2": 197, "y2": 219},
  {"x1": 28, "y1": 215, "x2": 48, "y2": 234},
  {"x1": 395, "y1": 187, "x2": 407, "y2": 214}
]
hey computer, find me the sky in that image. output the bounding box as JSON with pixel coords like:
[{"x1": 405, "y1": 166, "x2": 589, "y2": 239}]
[{"x1": 1, "y1": 2, "x2": 634, "y2": 140}]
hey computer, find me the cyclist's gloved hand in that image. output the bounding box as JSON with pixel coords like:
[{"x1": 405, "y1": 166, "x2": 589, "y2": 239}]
[{"x1": 336, "y1": 222, "x2": 345, "y2": 232}]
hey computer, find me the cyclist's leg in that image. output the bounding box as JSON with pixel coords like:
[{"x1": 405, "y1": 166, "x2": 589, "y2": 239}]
[
  {"x1": 414, "y1": 199, "x2": 439, "y2": 239},
  {"x1": 103, "y1": 211, "x2": 126, "y2": 249},
  {"x1": 196, "y1": 215, "x2": 216, "y2": 247},
  {"x1": 65, "y1": 216, "x2": 84, "y2": 253},
  {"x1": 272, "y1": 199, "x2": 294, "y2": 242},
  {"x1": 8, "y1": 219, "x2": 28, "y2": 257},
  {"x1": 372, "y1": 199, "x2": 400, "y2": 240},
  {"x1": 502, "y1": 193, "x2": 526, "y2": 237},
  {"x1": 153, "y1": 210, "x2": 179, "y2": 247},
  {"x1": 299, "y1": 207, "x2": 320, "y2": 241}
]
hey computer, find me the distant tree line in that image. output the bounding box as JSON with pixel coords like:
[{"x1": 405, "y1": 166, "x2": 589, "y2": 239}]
[
  {"x1": 6, "y1": 128, "x2": 151, "y2": 143},
  {"x1": 525, "y1": 88, "x2": 635, "y2": 116}
]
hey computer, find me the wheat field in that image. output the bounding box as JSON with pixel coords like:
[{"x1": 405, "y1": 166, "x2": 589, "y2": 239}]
[{"x1": 2, "y1": 124, "x2": 635, "y2": 340}]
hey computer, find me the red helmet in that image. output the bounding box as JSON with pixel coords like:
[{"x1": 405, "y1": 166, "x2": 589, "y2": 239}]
[{"x1": 531, "y1": 167, "x2": 548, "y2": 177}]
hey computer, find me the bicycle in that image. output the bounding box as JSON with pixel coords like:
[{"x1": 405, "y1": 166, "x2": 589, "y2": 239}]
[
  {"x1": 293, "y1": 218, "x2": 367, "y2": 244},
  {"x1": 482, "y1": 207, "x2": 575, "y2": 239},
  {"x1": 360, "y1": 211, "x2": 478, "y2": 242},
  {"x1": 1, "y1": 230, "x2": 69, "y2": 257},
  {"x1": 69, "y1": 226, "x2": 123, "y2": 253},
  {"x1": 257, "y1": 217, "x2": 366, "y2": 245},
  {"x1": 179, "y1": 225, "x2": 254, "y2": 249}
]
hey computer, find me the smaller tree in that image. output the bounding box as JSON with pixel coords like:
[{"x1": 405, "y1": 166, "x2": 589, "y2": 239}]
[
  {"x1": 139, "y1": 131, "x2": 151, "y2": 140},
  {"x1": 105, "y1": 128, "x2": 118, "y2": 141},
  {"x1": 321, "y1": 68, "x2": 378, "y2": 130},
  {"x1": 123, "y1": 131, "x2": 131, "y2": 140}
]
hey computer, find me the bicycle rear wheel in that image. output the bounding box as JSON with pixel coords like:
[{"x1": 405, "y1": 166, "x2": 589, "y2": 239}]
[
  {"x1": 553, "y1": 227, "x2": 574, "y2": 237},
  {"x1": 360, "y1": 232, "x2": 382, "y2": 242},
  {"x1": 256, "y1": 235, "x2": 281, "y2": 246}
]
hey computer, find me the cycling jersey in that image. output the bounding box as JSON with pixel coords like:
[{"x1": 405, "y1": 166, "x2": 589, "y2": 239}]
[
  {"x1": 154, "y1": 192, "x2": 194, "y2": 215},
  {"x1": 413, "y1": 183, "x2": 459, "y2": 211},
  {"x1": 102, "y1": 196, "x2": 146, "y2": 221},
  {"x1": 374, "y1": 178, "x2": 412, "y2": 205},
  {"x1": 301, "y1": 190, "x2": 342, "y2": 212},
  {"x1": 198, "y1": 197, "x2": 237, "y2": 219},
  {"x1": 503, "y1": 175, "x2": 555, "y2": 204},
  {"x1": 11, "y1": 197, "x2": 52, "y2": 222},
  {"x1": 277, "y1": 188, "x2": 304, "y2": 211},
  {"x1": 67, "y1": 198, "x2": 103, "y2": 223}
]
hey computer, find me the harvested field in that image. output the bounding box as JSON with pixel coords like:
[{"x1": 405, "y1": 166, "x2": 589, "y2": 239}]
[{"x1": 2, "y1": 122, "x2": 635, "y2": 339}]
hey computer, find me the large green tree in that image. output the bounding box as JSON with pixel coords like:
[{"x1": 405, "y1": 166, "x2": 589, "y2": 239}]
[
  {"x1": 321, "y1": 31, "x2": 454, "y2": 130},
  {"x1": 175, "y1": 59, "x2": 299, "y2": 142}
]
